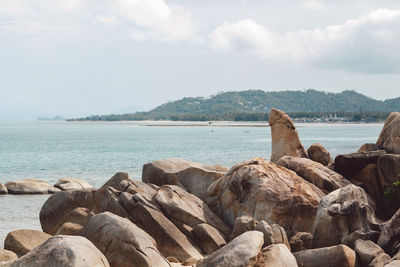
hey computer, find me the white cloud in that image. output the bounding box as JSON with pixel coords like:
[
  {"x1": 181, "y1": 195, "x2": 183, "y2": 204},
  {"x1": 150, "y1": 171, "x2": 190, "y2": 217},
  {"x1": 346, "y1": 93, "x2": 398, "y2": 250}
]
[
  {"x1": 301, "y1": 0, "x2": 325, "y2": 10},
  {"x1": 209, "y1": 9, "x2": 400, "y2": 73}
]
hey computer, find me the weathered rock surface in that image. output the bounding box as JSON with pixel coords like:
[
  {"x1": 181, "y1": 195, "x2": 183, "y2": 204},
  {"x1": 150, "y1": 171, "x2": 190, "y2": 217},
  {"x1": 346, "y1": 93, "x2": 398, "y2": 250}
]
[
  {"x1": 5, "y1": 179, "x2": 59, "y2": 194},
  {"x1": 10, "y1": 235, "x2": 109, "y2": 267},
  {"x1": 155, "y1": 185, "x2": 231, "y2": 238},
  {"x1": 277, "y1": 156, "x2": 350, "y2": 193},
  {"x1": 354, "y1": 239, "x2": 385, "y2": 266},
  {"x1": 369, "y1": 252, "x2": 391, "y2": 267},
  {"x1": 269, "y1": 108, "x2": 308, "y2": 163},
  {"x1": 358, "y1": 143, "x2": 382, "y2": 153},
  {"x1": 207, "y1": 158, "x2": 324, "y2": 233},
  {"x1": 192, "y1": 223, "x2": 227, "y2": 255},
  {"x1": 0, "y1": 250, "x2": 17, "y2": 263},
  {"x1": 377, "y1": 154, "x2": 400, "y2": 193},
  {"x1": 4, "y1": 230, "x2": 52, "y2": 257},
  {"x1": 307, "y1": 143, "x2": 333, "y2": 166},
  {"x1": 294, "y1": 245, "x2": 356, "y2": 267},
  {"x1": 289, "y1": 232, "x2": 313, "y2": 252},
  {"x1": 48, "y1": 207, "x2": 95, "y2": 235},
  {"x1": 255, "y1": 220, "x2": 290, "y2": 249},
  {"x1": 352, "y1": 163, "x2": 382, "y2": 200},
  {"x1": 377, "y1": 112, "x2": 400, "y2": 154},
  {"x1": 230, "y1": 215, "x2": 258, "y2": 240},
  {"x1": 247, "y1": 244, "x2": 297, "y2": 267},
  {"x1": 81, "y1": 212, "x2": 170, "y2": 267},
  {"x1": 54, "y1": 178, "x2": 93, "y2": 190},
  {"x1": 55, "y1": 222, "x2": 83, "y2": 236},
  {"x1": 312, "y1": 184, "x2": 381, "y2": 249},
  {"x1": 100, "y1": 172, "x2": 130, "y2": 190},
  {"x1": 334, "y1": 150, "x2": 386, "y2": 178},
  {"x1": 142, "y1": 158, "x2": 227, "y2": 201},
  {"x1": 0, "y1": 183, "x2": 7, "y2": 194},
  {"x1": 378, "y1": 208, "x2": 400, "y2": 253},
  {"x1": 196, "y1": 231, "x2": 264, "y2": 267}
]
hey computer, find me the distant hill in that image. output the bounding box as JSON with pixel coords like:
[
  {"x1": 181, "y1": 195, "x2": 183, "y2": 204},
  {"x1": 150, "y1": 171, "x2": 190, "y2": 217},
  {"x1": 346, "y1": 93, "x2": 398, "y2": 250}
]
[{"x1": 69, "y1": 89, "x2": 400, "y2": 121}]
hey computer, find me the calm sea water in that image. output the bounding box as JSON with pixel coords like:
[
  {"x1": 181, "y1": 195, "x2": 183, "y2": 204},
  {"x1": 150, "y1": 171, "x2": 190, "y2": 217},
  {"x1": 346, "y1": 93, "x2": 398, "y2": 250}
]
[{"x1": 0, "y1": 121, "x2": 382, "y2": 247}]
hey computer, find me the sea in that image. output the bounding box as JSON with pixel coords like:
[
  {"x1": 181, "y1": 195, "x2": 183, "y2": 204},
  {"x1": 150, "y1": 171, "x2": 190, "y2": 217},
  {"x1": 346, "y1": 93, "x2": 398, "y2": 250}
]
[{"x1": 0, "y1": 121, "x2": 383, "y2": 247}]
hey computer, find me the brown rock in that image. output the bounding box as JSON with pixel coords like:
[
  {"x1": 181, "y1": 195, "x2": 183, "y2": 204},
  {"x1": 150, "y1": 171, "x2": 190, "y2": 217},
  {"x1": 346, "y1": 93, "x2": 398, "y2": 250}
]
[
  {"x1": 307, "y1": 143, "x2": 333, "y2": 166},
  {"x1": 369, "y1": 252, "x2": 391, "y2": 267},
  {"x1": 312, "y1": 185, "x2": 381, "y2": 249},
  {"x1": 354, "y1": 239, "x2": 385, "y2": 266},
  {"x1": 352, "y1": 163, "x2": 382, "y2": 200},
  {"x1": 54, "y1": 178, "x2": 93, "y2": 190},
  {"x1": 230, "y1": 215, "x2": 258, "y2": 240},
  {"x1": 0, "y1": 249, "x2": 17, "y2": 263},
  {"x1": 269, "y1": 108, "x2": 308, "y2": 162},
  {"x1": 55, "y1": 222, "x2": 83, "y2": 236},
  {"x1": 334, "y1": 150, "x2": 386, "y2": 178},
  {"x1": 48, "y1": 207, "x2": 95, "y2": 235},
  {"x1": 0, "y1": 182, "x2": 7, "y2": 194},
  {"x1": 246, "y1": 244, "x2": 297, "y2": 267},
  {"x1": 378, "y1": 154, "x2": 400, "y2": 193},
  {"x1": 81, "y1": 212, "x2": 170, "y2": 267},
  {"x1": 377, "y1": 112, "x2": 400, "y2": 154},
  {"x1": 289, "y1": 232, "x2": 313, "y2": 252},
  {"x1": 4, "y1": 230, "x2": 52, "y2": 257},
  {"x1": 207, "y1": 158, "x2": 324, "y2": 233},
  {"x1": 358, "y1": 143, "x2": 382, "y2": 152},
  {"x1": 142, "y1": 158, "x2": 227, "y2": 201},
  {"x1": 277, "y1": 156, "x2": 350, "y2": 193},
  {"x1": 294, "y1": 245, "x2": 356, "y2": 267},
  {"x1": 10, "y1": 235, "x2": 109, "y2": 267},
  {"x1": 196, "y1": 231, "x2": 264, "y2": 267},
  {"x1": 255, "y1": 221, "x2": 291, "y2": 250},
  {"x1": 100, "y1": 172, "x2": 130, "y2": 190},
  {"x1": 378, "y1": 208, "x2": 400, "y2": 253},
  {"x1": 192, "y1": 223, "x2": 227, "y2": 255},
  {"x1": 5, "y1": 179, "x2": 60, "y2": 194}
]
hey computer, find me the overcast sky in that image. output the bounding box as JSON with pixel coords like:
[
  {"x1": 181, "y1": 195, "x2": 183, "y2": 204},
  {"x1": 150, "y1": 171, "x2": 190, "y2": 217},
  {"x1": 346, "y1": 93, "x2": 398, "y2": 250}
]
[{"x1": 1, "y1": 0, "x2": 400, "y2": 120}]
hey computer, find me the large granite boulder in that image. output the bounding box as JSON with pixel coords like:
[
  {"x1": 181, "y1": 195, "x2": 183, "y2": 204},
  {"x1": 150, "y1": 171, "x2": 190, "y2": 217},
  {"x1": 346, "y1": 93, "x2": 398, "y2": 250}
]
[
  {"x1": 0, "y1": 250, "x2": 17, "y2": 263},
  {"x1": 48, "y1": 207, "x2": 95, "y2": 235},
  {"x1": 307, "y1": 143, "x2": 333, "y2": 166},
  {"x1": 9, "y1": 235, "x2": 109, "y2": 267},
  {"x1": 277, "y1": 156, "x2": 350, "y2": 193},
  {"x1": 230, "y1": 215, "x2": 258, "y2": 240},
  {"x1": 192, "y1": 223, "x2": 227, "y2": 255},
  {"x1": 4, "y1": 230, "x2": 52, "y2": 257},
  {"x1": 354, "y1": 239, "x2": 385, "y2": 267},
  {"x1": 142, "y1": 158, "x2": 227, "y2": 201},
  {"x1": 196, "y1": 231, "x2": 264, "y2": 267},
  {"x1": 358, "y1": 143, "x2": 382, "y2": 153},
  {"x1": 207, "y1": 158, "x2": 324, "y2": 234},
  {"x1": 155, "y1": 185, "x2": 231, "y2": 238},
  {"x1": 254, "y1": 220, "x2": 290, "y2": 249},
  {"x1": 0, "y1": 182, "x2": 7, "y2": 194},
  {"x1": 351, "y1": 163, "x2": 382, "y2": 201},
  {"x1": 246, "y1": 244, "x2": 297, "y2": 267},
  {"x1": 54, "y1": 178, "x2": 93, "y2": 190},
  {"x1": 81, "y1": 212, "x2": 170, "y2": 267},
  {"x1": 312, "y1": 184, "x2": 381, "y2": 248},
  {"x1": 377, "y1": 112, "x2": 400, "y2": 154},
  {"x1": 378, "y1": 208, "x2": 400, "y2": 254},
  {"x1": 5, "y1": 179, "x2": 59, "y2": 194},
  {"x1": 269, "y1": 108, "x2": 308, "y2": 163},
  {"x1": 334, "y1": 150, "x2": 386, "y2": 178},
  {"x1": 289, "y1": 232, "x2": 313, "y2": 252},
  {"x1": 378, "y1": 154, "x2": 400, "y2": 192},
  {"x1": 293, "y1": 245, "x2": 356, "y2": 267}
]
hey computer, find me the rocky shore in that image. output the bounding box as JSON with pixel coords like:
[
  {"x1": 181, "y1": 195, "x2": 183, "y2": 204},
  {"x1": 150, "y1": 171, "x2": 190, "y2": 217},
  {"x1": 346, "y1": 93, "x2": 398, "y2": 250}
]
[{"x1": 1, "y1": 108, "x2": 400, "y2": 267}]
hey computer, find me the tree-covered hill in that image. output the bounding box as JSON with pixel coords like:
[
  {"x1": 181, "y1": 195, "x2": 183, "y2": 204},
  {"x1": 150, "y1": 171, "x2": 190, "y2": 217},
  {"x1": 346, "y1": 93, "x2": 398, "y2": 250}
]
[{"x1": 69, "y1": 89, "x2": 400, "y2": 121}]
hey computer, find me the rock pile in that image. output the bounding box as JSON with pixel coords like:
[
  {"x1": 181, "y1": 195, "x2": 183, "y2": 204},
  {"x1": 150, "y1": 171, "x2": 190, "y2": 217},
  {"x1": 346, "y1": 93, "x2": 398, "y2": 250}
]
[{"x1": 1, "y1": 109, "x2": 400, "y2": 266}]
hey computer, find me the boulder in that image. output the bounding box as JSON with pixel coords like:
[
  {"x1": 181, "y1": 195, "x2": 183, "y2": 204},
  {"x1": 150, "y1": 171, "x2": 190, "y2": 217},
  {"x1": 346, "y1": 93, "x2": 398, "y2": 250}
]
[
  {"x1": 358, "y1": 143, "x2": 382, "y2": 153},
  {"x1": 352, "y1": 163, "x2": 382, "y2": 200},
  {"x1": 55, "y1": 222, "x2": 83, "y2": 236},
  {"x1": 354, "y1": 239, "x2": 385, "y2": 266},
  {"x1": 48, "y1": 207, "x2": 95, "y2": 235},
  {"x1": 255, "y1": 220, "x2": 290, "y2": 250},
  {"x1": 142, "y1": 158, "x2": 227, "y2": 201},
  {"x1": 120, "y1": 192, "x2": 204, "y2": 262},
  {"x1": 369, "y1": 252, "x2": 391, "y2": 267},
  {"x1": 5, "y1": 179, "x2": 59, "y2": 194},
  {"x1": 230, "y1": 215, "x2": 258, "y2": 240},
  {"x1": 192, "y1": 223, "x2": 227, "y2": 255},
  {"x1": 312, "y1": 184, "x2": 381, "y2": 249},
  {"x1": 385, "y1": 261, "x2": 400, "y2": 267},
  {"x1": 269, "y1": 108, "x2": 308, "y2": 163},
  {"x1": 307, "y1": 143, "x2": 333, "y2": 166},
  {"x1": 377, "y1": 112, "x2": 400, "y2": 154},
  {"x1": 207, "y1": 158, "x2": 324, "y2": 233},
  {"x1": 334, "y1": 151, "x2": 386, "y2": 178},
  {"x1": 289, "y1": 232, "x2": 313, "y2": 252},
  {"x1": 196, "y1": 231, "x2": 264, "y2": 267},
  {"x1": 155, "y1": 185, "x2": 231, "y2": 238},
  {"x1": 293, "y1": 245, "x2": 356, "y2": 267},
  {"x1": 343, "y1": 229, "x2": 380, "y2": 249},
  {"x1": 0, "y1": 182, "x2": 7, "y2": 194},
  {"x1": 81, "y1": 212, "x2": 170, "y2": 267},
  {"x1": 4, "y1": 230, "x2": 52, "y2": 257},
  {"x1": 246, "y1": 244, "x2": 297, "y2": 267},
  {"x1": 277, "y1": 156, "x2": 350, "y2": 193},
  {"x1": 0, "y1": 250, "x2": 17, "y2": 263},
  {"x1": 378, "y1": 208, "x2": 400, "y2": 253},
  {"x1": 54, "y1": 178, "x2": 93, "y2": 190},
  {"x1": 100, "y1": 172, "x2": 130, "y2": 190},
  {"x1": 10, "y1": 235, "x2": 109, "y2": 267},
  {"x1": 377, "y1": 154, "x2": 400, "y2": 193}
]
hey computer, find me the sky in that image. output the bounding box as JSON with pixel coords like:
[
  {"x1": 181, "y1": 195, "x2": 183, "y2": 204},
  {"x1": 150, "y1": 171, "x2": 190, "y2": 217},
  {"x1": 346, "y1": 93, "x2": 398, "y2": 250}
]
[{"x1": 1, "y1": 0, "x2": 400, "y2": 120}]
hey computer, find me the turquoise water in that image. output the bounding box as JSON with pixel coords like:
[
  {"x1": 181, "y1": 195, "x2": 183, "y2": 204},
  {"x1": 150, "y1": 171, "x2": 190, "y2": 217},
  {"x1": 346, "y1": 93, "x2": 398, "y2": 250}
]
[{"x1": 0, "y1": 122, "x2": 383, "y2": 247}]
